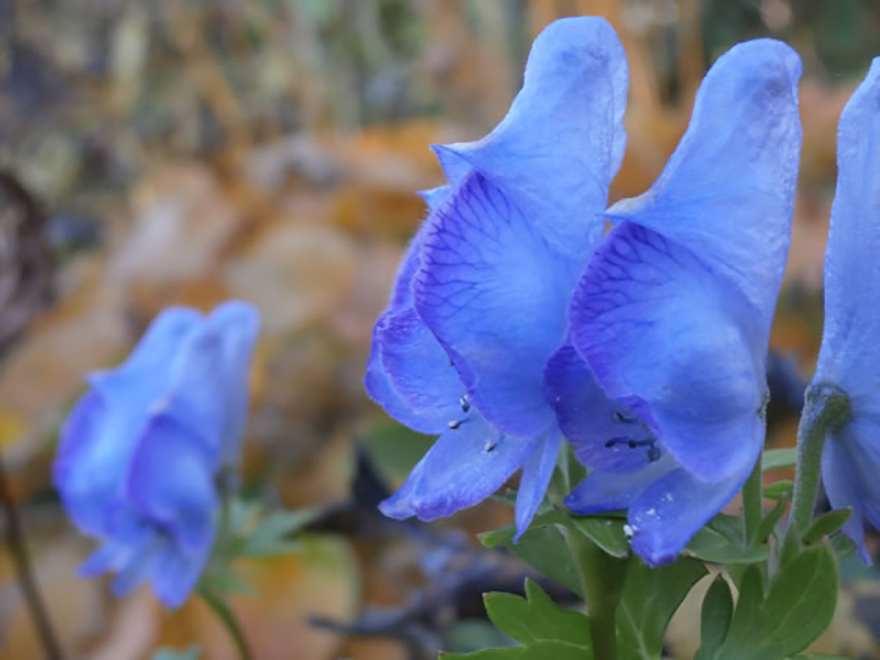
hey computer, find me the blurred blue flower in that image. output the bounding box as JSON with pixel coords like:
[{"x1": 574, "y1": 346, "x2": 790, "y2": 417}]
[
  {"x1": 53, "y1": 301, "x2": 259, "y2": 607},
  {"x1": 365, "y1": 17, "x2": 628, "y2": 537},
  {"x1": 813, "y1": 58, "x2": 880, "y2": 563},
  {"x1": 548, "y1": 39, "x2": 803, "y2": 565}
]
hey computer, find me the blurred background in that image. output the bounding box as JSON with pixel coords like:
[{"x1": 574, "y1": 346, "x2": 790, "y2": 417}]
[{"x1": 0, "y1": 0, "x2": 879, "y2": 658}]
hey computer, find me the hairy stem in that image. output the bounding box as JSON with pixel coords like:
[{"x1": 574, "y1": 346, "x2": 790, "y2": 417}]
[
  {"x1": 785, "y1": 383, "x2": 851, "y2": 555},
  {"x1": 563, "y1": 526, "x2": 627, "y2": 660},
  {"x1": 197, "y1": 586, "x2": 253, "y2": 660},
  {"x1": 0, "y1": 454, "x2": 65, "y2": 660}
]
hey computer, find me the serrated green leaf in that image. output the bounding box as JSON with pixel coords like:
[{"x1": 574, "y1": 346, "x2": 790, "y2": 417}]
[
  {"x1": 616, "y1": 558, "x2": 707, "y2": 660},
  {"x1": 484, "y1": 579, "x2": 591, "y2": 647},
  {"x1": 152, "y1": 647, "x2": 200, "y2": 660},
  {"x1": 715, "y1": 547, "x2": 838, "y2": 660},
  {"x1": 480, "y1": 523, "x2": 582, "y2": 596},
  {"x1": 803, "y1": 508, "x2": 852, "y2": 545},
  {"x1": 763, "y1": 448, "x2": 796, "y2": 471},
  {"x1": 696, "y1": 576, "x2": 734, "y2": 660},
  {"x1": 440, "y1": 647, "x2": 525, "y2": 659},
  {"x1": 764, "y1": 480, "x2": 794, "y2": 500}
]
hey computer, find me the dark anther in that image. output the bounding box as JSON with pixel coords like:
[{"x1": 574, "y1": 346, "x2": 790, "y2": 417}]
[
  {"x1": 627, "y1": 440, "x2": 638, "y2": 449},
  {"x1": 460, "y1": 395, "x2": 471, "y2": 413},
  {"x1": 647, "y1": 445, "x2": 662, "y2": 463},
  {"x1": 448, "y1": 419, "x2": 462, "y2": 430}
]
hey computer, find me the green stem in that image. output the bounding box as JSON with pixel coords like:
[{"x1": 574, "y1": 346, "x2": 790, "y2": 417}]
[
  {"x1": 197, "y1": 586, "x2": 253, "y2": 660},
  {"x1": 742, "y1": 450, "x2": 763, "y2": 545},
  {"x1": 563, "y1": 526, "x2": 627, "y2": 660},
  {"x1": 784, "y1": 383, "x2": 851, "y2": 556}
]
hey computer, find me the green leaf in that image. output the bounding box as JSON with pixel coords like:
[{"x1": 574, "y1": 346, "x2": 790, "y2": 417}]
[
  {"x1": 687, "y1": 526, "x2": 770, "y2": 564},
  {"x1": 714, "y1": 547, "x2": 838, "y2": 660},
  {"x1": 152, "y1": 647, "x2": 200, "y2": 660},
  {"x1": 831, "y1": 534, "x2": 858, "y2": 562},
  {"x1": 480, "y1": 524, "x2": 583, "y2": 596},
  {"x1": 802, "y1": 508, "x2": 853, "y2": 545},
  {"x1": 442, "y1": 640, "x2": 591, "y2": 659},
  {"x1": 198, "y1": 568, "x2": 255, "y2": 597},
  {"x1": 757, "y1": 497, "x2": 790, "y2": 544},
  {"x1": 484, "y1": 579, "x2": 591, "y2": 647},
  {"x1": 236, "y1": 508, "x2": 319, "y2": 558},
  {"x1": 764, "y1": 480, "x2": 794, "y2": 500},
  {"x1": 696, "y1": 576, "x2": 734, "y2": 660},
  {"x1": 567, "y1": 516, "x2": 630, "y2": 559},
  {"x1": 763, "y1": 448, "x2": 796, "y2": 471},
  {"x1": 616, "y1": 558, "x2": 708, "y2": 660}
]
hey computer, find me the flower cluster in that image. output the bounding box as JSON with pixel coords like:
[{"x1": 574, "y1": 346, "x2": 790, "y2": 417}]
[
  {"x1": 367, "y1": 17, "x2": 803, "y2": 565},
  {"x1": 53, "y1": 301, "x2": 259, "y2": 607}
]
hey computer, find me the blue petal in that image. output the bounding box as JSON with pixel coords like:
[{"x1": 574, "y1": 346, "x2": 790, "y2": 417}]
[
  {"x1": 379, "y1": 412, "x2": 541, "y2": 521},
  {"x1": 374, "y1": 308, "x2": 465, "y2": 429},
  {"x1": 823, "y1": 421, "x2": 880, "y2": 564},
  {"x1": 364, "y1": 332, "x2": 452, "y2": 435},
  {"x1": 606, "y1": 39, "x2": 801, "y2": 337},
  {"x1": 365, "y1": 225, "x2": 463, "y2": 434},
  {"x1": 53, "y1": 391, "x2": 144, "y2": 536},
  {"x1": 437, "y1": 17, "x2": 628, "y2": 257},
  {"x1": 110, "y1": 537, "x2": 163, "y2": 598},
  {"x1": 126, "y1": 415, "x2": 217, "y2": 557},
  {"x1": 79, "y1": 541, "x2": 135, "y2": 578},
  {"x1": 161, "y1": 301, "x2": 259, "y2": 464},
  {"x1": 544, "y1": 345, "x2": 657, "y2": 473},
  {"x1": 815, "y1": 58, "x2": 880, "y2": 394},
  {"x1": 418, "y1": 186, "x2": 452, "y2": 211},
  {"x1": 89, "y1": 306, "x2": 202, "y2": 408},
  {"x1": 570, "y1": 222, "x2": 764, "y2": 482},
  {"x1": 415, "y1": 173, "x2": 580, "y2": 435},
  {"x1": 514, "y1": 426, "x2": 563, "y2": 540},
  {"x1": 627, "y1": 426, "x2": 761, "y2": 566},
  {"x1": 565, "y1": 454, "x2": 678, "y2": 515},
  {"x1": 152, "y1": 544, "x2": 209, "y2": 609}
]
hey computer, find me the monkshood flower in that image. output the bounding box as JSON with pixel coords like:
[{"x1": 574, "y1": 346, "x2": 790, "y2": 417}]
[
  {"x1": 365, "y1": 17, "x2": 628, "y2": 537},
  {"x1": 547, "y1": 39, "x2": 803, "y2": 565},
  {"x1": 812, "y1": 59, "x2": 880, "y2": 563},
  {"x1": 53, "y1": 301, "x2": 259, "y2": 607}
]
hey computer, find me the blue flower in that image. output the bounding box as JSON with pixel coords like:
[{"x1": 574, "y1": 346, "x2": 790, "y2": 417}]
[
  {"x1": 365, "y1": 17, "x2": 628, "y2": 537},
  {"x1": 548, "y1": 39, "x2": 802, "y2": 565},
  {"x1": 53, "y1": 301, "x2": 259, "y2": 607},
  {"x1": 812, "y1": 59, "x2": 880, "y2": 563}
]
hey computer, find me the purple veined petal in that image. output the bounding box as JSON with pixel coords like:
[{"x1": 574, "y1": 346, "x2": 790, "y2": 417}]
[
  {"x1": 627, "y1": 423, "x2": 762, "y2": 566},
  {"x1": 88, "y1": 306, "x2": 203, "y2": 409},
  {"x1": 514, "y1": 425, "x2": 563, "y2": 540},
  {"x1": 418, "y1": 186, "x2": 452, "y2": 212},
  {"x1": 544, "y1": 344, "x2": 657, "y2": 474},
  {"x1": 152, "y1": 543, "x2": 211, "y2": 609},
  {"x1": 126, "y1": 415, "x2": 217, "y2": 558},
  {"x1": 364, "y1": 329, "x2": 455, "y2": 435},
  {"x1": 365, "y1": 221, "x2": 465, "y2": 435},
  {"x1": 436, "y1": 16, "x2": 628, "y2": 257},
  {"x1": 606, "y1": 39, "x2": 801, "y2": 341},
  {"x1": 53, "y1": 391, "x2": 146, "y2": 537},
  {"x1": 379, "y1": 412, "x2": 542, "y2": 522},
  {"x1": 571, "y1": 221, "x2": 764, "y2": 483},
  {"x1": 565, "y1": 453, "x2": 678, "y2": 515},
  {"x1": 814, "y1": 58, "x2": 880, "y2": 395},
  {"x1": 375, "y1": 308, "x2": 465, "y2": 431},
  {"x1": 415, "y1": 173, "x2": 577, "y2": 436}
]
